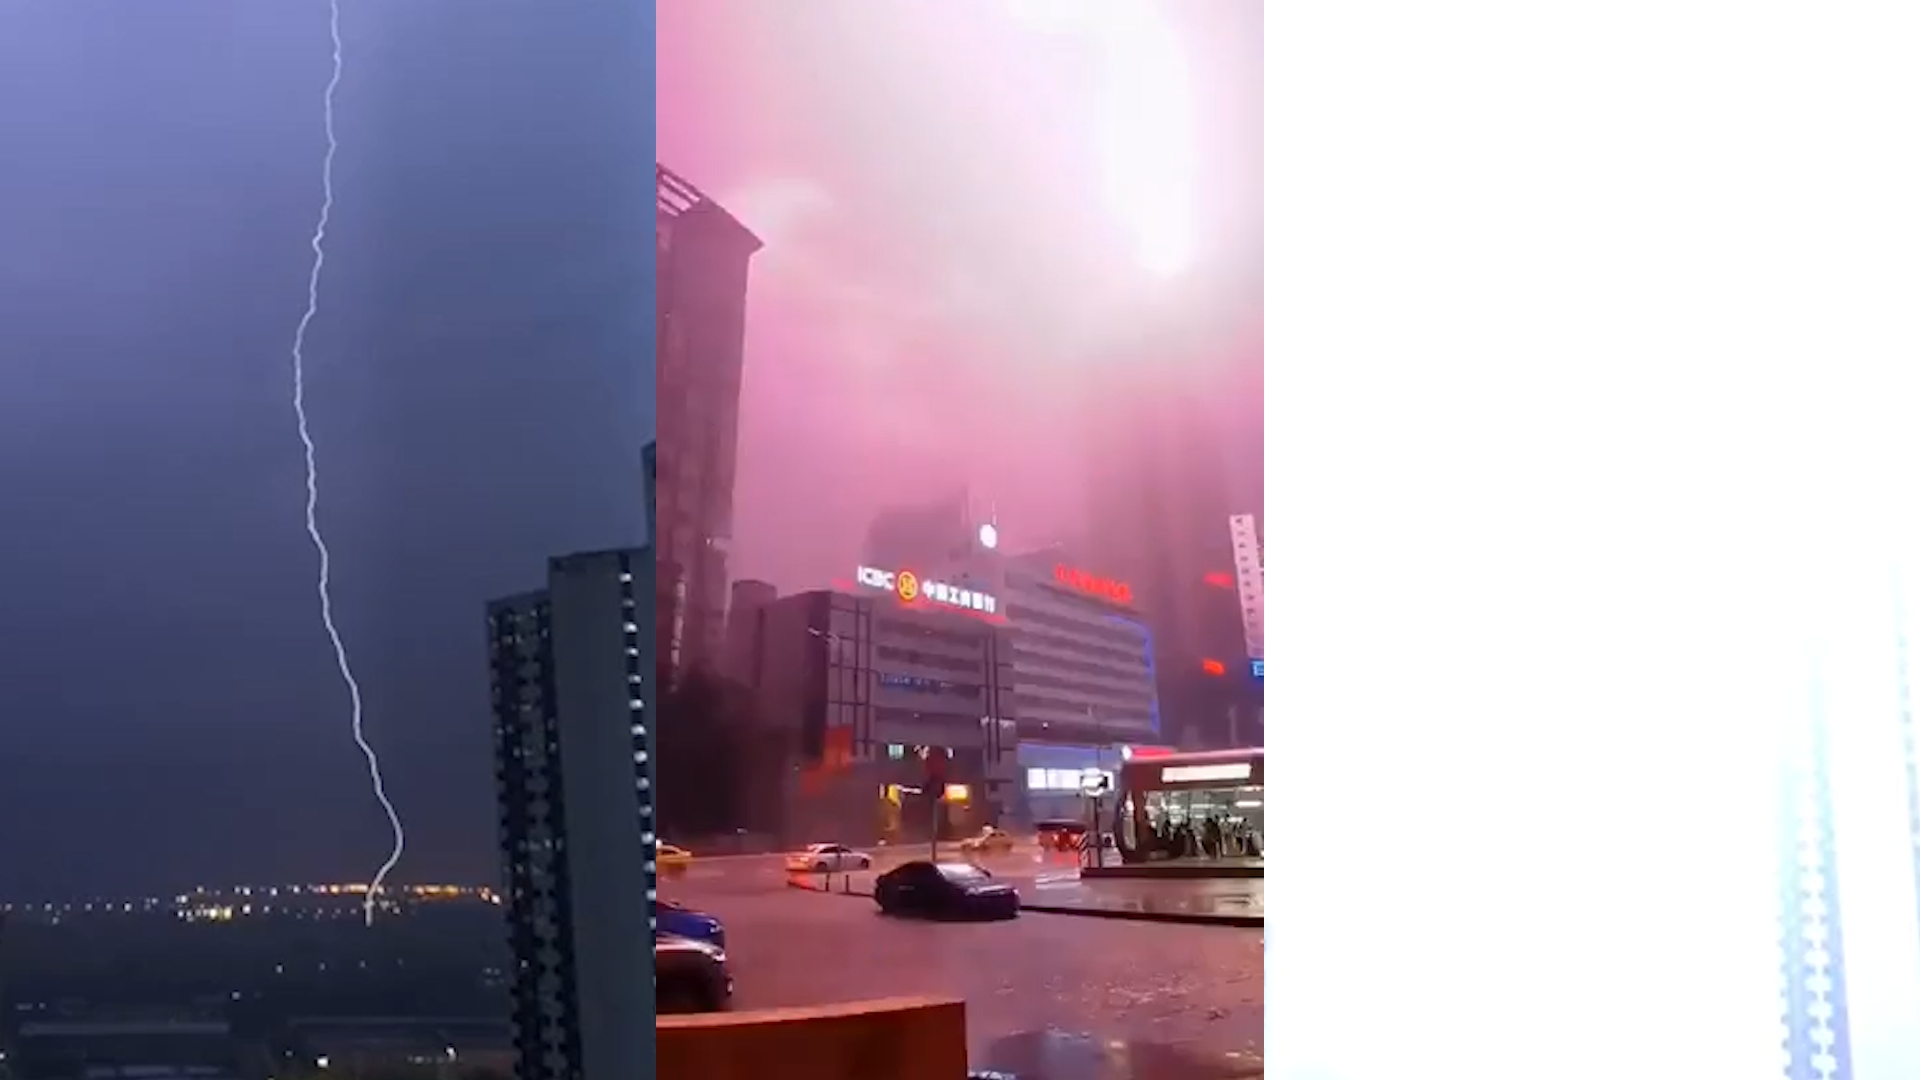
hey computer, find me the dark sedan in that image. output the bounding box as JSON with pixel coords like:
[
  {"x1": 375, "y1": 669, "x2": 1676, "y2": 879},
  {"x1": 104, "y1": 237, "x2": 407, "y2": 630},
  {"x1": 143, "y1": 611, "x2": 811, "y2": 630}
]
[
  {"x1": 656, "y1": 932, "x2": 732, "y2": 1013},
  {"x1": 874, "y1": 860, "x2": 1020, "y2": 920}
]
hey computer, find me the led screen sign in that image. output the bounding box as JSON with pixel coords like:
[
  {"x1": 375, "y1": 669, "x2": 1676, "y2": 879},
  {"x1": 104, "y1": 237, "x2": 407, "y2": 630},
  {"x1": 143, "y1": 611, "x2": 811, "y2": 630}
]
[
  {"x1": 1053, "y1": 564, "x2": 1133, "y2": 605},
  {"x1": 1250, "y1": 659, "x2": 1264, "y2": 681},
  {"x1": 855, "y1": 565, "x2": 997, "y2": 614},
  {"x1": 1160, "y1": 762, "x2": 1254, "y2": 785}
]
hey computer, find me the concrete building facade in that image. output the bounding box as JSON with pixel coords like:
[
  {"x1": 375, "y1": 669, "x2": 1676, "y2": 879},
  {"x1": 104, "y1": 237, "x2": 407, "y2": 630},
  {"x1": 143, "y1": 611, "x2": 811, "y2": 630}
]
[{"x1": 488, "y1": 548, "x2": 655, "y2": 1080}]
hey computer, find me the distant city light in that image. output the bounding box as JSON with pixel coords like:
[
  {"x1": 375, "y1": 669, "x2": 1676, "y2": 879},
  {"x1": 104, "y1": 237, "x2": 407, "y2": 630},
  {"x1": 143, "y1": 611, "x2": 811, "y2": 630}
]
[{"x1": 979, "y1": 522, "x2": 999, "y2": 549}]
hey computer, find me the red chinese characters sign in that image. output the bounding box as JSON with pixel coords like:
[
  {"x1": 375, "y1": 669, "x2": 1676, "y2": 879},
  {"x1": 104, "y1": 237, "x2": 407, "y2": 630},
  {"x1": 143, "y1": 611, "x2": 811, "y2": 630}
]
[{"x1": 1054, "y1": 564, "x2": 1133, "y2": 605}]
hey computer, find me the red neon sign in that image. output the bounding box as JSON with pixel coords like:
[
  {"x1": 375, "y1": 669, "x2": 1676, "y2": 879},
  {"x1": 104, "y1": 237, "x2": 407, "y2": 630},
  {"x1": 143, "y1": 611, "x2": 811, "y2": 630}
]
[
  {"x1": 1054, "y1": 564, "x2": 1133, "y2": 605},
  {"x1": 1202, "y1": 571, "x2": 1236, "y2": 589},
  {"x1": 1200, "y1": 658, "x2": 1227, "y2": 676}
]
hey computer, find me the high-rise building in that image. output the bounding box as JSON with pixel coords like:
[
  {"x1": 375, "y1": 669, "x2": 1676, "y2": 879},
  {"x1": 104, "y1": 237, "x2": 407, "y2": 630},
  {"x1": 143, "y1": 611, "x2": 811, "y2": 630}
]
[
  {"x1": 1777, "y1": 568, "x2": 1920, "y2": 1080},
  {"x1": 488, "y1": 549, "x2": 655, "y2": 1080},
  {"x1": 1081, "y1": 376, "x2": 1257, "y2": 749},
  {"x1": 655, "y1": 165, "x2": 762, "y2": 673}
]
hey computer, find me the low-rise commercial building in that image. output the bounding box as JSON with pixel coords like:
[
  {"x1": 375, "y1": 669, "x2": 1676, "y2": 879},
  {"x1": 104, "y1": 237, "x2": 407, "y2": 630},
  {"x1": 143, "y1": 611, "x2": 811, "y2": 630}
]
[{"x1": 746, "y1": 584, "x2": 1018, "y2": 842}]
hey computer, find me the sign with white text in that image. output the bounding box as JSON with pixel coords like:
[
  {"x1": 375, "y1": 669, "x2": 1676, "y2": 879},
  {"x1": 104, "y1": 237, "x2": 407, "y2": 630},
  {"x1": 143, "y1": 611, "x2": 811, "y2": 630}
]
[{"x1": 855, "y1": 565, "x2": 997, "y2": 614}]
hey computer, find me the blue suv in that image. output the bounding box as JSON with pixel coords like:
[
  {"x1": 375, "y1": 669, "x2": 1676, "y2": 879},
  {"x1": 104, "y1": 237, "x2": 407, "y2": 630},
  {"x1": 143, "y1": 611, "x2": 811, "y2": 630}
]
[{"x1": 657, "y1": 899, "x2": 724, "y2": 947}]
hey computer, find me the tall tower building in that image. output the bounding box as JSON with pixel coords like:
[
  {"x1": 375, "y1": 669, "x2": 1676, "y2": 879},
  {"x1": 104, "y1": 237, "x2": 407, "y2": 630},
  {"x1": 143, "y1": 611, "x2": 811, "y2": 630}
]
[
  {"x1": 655, "y1": 165, "x2": 762, "y2": 673},
  {"x1": 488, "y1": 548, "x2": 655, "y2": 1080},
  {"x1": 1081, "y1": 372, "x2": 1254, "y2": 748},
  {"x1": 1777, "y1": 563, "x2": 1920, "y2": 1080}
]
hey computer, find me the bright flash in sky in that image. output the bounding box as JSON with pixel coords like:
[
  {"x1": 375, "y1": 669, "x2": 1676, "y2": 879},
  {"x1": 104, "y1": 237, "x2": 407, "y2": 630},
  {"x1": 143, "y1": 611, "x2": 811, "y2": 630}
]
[
  {"x1": 1095, "y1": 1, "x2": 1196, "y2": 278},
  {"x1": 1006, "y1": 0, "x2": 1196, "y2": 277}
]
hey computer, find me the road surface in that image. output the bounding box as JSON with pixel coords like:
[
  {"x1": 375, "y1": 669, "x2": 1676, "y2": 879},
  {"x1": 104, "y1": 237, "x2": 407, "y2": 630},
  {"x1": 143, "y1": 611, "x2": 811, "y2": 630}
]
[
  {"x1": 660, "y1": 849, "x2": 1265, "y2": 1074},
  {"x1": 665, "y1": 847, "x2": 1264, "y2": 920}
]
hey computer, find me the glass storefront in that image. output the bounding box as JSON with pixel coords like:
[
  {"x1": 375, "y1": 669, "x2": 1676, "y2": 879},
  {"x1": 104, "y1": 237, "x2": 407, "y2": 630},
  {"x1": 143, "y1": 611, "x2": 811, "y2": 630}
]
[
  {"x1": 1133, "y1": 785, "x2": 1263, "y2": 859},
  {"x1": 1112, "y1": 749, "x2": 1265, "y2": 863}
]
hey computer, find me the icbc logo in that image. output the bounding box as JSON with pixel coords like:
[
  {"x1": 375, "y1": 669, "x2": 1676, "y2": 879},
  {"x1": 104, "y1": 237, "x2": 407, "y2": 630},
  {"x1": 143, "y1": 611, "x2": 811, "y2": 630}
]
[{"x1": 896, "y1": 570, "x2": 919, "y2": 602}]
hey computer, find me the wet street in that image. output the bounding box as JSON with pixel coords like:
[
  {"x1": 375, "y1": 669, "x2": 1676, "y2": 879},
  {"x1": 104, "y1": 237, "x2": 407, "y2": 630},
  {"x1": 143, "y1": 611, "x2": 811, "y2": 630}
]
[
  {"x1": 661, "y1": 853, "x2": 1265, "y2": 1077},
  {"x1": 669, "y1": 846, "x2": 1265, "y2": 921}
]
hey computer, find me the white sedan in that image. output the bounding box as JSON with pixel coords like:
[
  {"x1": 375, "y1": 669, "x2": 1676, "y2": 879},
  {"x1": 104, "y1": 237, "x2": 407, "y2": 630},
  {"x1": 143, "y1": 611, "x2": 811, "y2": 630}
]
[{"x1": 784, "y1": 843, "x2": 873, "y2": 874}]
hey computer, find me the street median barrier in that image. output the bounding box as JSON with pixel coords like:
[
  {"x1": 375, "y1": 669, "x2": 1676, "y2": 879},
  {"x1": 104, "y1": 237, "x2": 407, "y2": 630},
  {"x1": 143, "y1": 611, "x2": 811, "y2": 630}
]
[
  {"x1": 786, "y1": 872, "x2": 868, "y2": 896},
  {"x1": 657, "y1": 995, "x2": 969, "y2": 1080}
]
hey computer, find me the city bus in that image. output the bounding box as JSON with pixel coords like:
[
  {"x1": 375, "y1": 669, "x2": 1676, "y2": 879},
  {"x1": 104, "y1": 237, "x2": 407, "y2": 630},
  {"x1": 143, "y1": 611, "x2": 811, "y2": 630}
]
[{"x1": 1111, "y1": 747, "x2": 1264, "y2": 864}]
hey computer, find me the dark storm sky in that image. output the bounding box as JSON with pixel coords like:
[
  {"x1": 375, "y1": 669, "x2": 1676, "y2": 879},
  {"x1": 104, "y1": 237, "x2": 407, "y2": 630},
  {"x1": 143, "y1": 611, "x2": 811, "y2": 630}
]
[{"x1": 0, "y1": 1, "x2": 655, "y2": 899}]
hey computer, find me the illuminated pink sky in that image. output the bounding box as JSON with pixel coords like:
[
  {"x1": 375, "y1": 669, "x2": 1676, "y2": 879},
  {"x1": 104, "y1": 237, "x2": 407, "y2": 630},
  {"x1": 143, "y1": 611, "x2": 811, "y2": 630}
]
[{"x1": 658, "y1": 0, "x2": 1264, "y2": 592}]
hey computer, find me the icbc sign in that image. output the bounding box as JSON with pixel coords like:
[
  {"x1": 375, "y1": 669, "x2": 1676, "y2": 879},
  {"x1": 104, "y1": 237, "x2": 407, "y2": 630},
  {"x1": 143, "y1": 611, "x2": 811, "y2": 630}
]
[
  {"x1": 855, "y1": 565, "x2": 996, "y2": 614},
  {"x1": 1053, "y1": 564, "x2": 1133, "y2": 605}
]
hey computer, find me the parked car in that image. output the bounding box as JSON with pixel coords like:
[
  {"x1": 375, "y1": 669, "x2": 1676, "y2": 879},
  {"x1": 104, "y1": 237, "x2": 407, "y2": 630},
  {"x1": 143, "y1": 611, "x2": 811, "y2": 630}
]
[
  {"x1": 784, "y1": 843, "x2": 872, "y2": 874},
  {"x1": 874, "y1": 860, "x2": 1020, "y2": 921},
  {"x1": 657, "y1": 899, "x2": 724, "y2": 948},
  {"x1": 656, "y1": 932, "x2": 732, "y2": 1013}
]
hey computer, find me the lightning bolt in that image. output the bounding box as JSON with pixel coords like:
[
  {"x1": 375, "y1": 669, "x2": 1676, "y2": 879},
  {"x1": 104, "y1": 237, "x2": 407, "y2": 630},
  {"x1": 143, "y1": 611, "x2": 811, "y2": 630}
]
[{"x1": 288, "y1": 0, "x2": 405, "y2": 928}]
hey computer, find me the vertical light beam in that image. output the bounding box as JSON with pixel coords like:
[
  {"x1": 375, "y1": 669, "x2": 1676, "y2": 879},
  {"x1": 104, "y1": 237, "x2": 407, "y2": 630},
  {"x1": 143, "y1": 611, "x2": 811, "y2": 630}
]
[{"x1": 288, "y1": 0, "x2": 405, "y2": 927}]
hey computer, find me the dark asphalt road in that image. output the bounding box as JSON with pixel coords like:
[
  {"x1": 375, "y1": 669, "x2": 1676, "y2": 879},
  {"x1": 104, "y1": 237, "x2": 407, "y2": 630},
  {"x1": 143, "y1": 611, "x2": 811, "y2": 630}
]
[{"x1": 661, "y1": 870, "x2": 1265, "y2": 1073}]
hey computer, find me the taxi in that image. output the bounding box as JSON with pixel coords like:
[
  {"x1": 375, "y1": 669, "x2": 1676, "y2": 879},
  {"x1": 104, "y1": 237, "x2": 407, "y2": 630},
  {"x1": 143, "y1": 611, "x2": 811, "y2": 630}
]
[
  {"x1": 958, "y1": 826, "x2": 1017, "y2": 855},
  {"x1": 656, "y1": 842, "x2": 695, "y2": 875}
]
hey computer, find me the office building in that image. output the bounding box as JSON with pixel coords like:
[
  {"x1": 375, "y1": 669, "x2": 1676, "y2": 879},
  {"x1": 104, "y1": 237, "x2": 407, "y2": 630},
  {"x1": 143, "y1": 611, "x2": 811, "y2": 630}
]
[
  {"x1": 997, "y1": 549, "x2": 1161, "y2": 822},
  {"x1": 488, "y1": 549, "x2": 654, "y2": 1080},
  {"x1": 656, "y1": 164, "x2": 762, "y2": 672},
  {"x1": 847, "y1": 499, "x2": 1164, "y2": 819},
  {"x1": 751, "y1": 586, "x2": 1018, "y2": 840}
]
